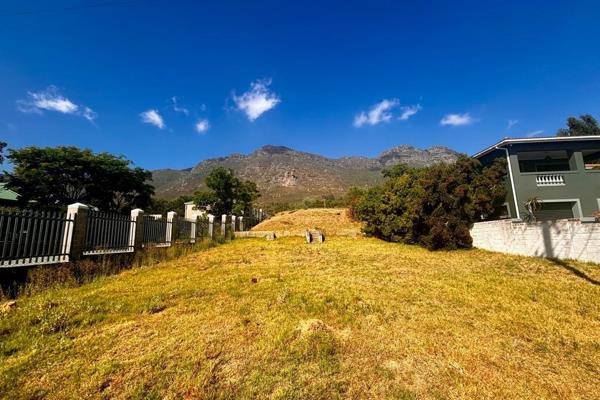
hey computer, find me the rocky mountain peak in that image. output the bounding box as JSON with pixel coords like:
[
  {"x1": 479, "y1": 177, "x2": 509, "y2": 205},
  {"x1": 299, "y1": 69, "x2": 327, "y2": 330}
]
[{"x1": 152, "y1": 143, "x2": 460, "y2": 204}]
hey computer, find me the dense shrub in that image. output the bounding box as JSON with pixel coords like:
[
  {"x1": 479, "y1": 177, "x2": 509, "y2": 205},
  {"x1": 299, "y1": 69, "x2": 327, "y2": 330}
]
[{"x1": 351, "y1": 156, "x2": 507, "y2": 250}]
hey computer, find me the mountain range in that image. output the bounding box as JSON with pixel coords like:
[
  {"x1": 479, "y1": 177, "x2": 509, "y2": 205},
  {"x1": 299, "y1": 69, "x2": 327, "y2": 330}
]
[{"x1": 151, "y1": 144, "x2": 461, "y2": 204}]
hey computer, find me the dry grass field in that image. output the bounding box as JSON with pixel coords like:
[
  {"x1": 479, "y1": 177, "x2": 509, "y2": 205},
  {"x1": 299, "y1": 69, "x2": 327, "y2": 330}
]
[
  {"x1": 251, "y1": 208, "x2": 362, "y2": 236},
  {"x1": 1, "y1": 234, "x2": 599, "y2": 399}
]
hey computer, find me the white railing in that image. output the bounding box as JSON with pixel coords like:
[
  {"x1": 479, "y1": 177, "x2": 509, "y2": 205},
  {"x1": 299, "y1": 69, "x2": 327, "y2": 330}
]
[{"x1": 536, "y1": 174, "x2": 565, "y2": 186}]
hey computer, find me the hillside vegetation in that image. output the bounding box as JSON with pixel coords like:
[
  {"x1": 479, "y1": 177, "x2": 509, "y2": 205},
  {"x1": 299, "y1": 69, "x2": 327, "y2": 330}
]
[
  {"x1": 251, "y1": 208, "x2": 362, "y2": 236},
  {"x1": 1, "y1": 236, "x2": 599, "y2": 399}
]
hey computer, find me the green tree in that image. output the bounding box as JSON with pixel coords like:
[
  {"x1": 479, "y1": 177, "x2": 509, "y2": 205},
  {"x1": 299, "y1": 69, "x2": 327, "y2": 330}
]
[
  {"x1": 193, "y1": 167, "x2": 260, "y2": 216},
  {"x1": 192, "y1": 191, "x2": 219, "y2": 211},
  {"x1": 6, "y1": 146, "x2": 154, "y2": 212},
  {"x1": 233, "y1": 180, "x2": 260, "y2": 215},
  {"x1": 352, "y1": 157, "x2": 507, "y2": 250},
  {"x1": 0, "y1": 142, "x2": 6, "y2": 165},
  {"x1": 557, "y1": 114, "x2": 600, "y2": 137},
  {"x1": 146, "y1": 195, "x2": 193, "y2": 216}
]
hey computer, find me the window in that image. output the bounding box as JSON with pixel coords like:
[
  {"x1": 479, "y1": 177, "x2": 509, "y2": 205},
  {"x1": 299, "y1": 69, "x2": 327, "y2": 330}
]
[
  {"x1": 582, "y1": 149, "x2": 600, "y2": 170},
  {"x1": 517, "y1": 150, "x2": 573, "y2": 173},
  {"x1": 534, "y1": 201, "x2": 576, "y2": 221}
]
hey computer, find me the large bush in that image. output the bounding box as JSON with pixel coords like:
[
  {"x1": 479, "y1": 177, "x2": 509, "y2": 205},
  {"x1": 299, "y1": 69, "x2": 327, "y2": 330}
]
[{"x1": 351, "y1": 156, "x2": 507, "y2": 250}]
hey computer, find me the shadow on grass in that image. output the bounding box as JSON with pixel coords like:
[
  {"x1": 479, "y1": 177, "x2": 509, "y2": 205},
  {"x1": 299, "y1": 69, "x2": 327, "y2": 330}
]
[{"x1": 548, "y1": 258, "x2": 600, "y2": 286}]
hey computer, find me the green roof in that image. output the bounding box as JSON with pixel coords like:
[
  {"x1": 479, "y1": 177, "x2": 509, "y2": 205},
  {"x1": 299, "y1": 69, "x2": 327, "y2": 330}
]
[{"x1": 0, "y1": 183, "x2": 19, "y2": 202}]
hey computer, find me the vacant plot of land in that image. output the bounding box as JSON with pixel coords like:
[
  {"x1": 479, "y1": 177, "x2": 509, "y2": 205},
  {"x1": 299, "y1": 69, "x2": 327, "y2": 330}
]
[
  {"x1": 252, "y1": 208, "x2": 362, "y2": 236},
  {"x1": 1, "y1": 237, "x2": 599, "y2": 399}
]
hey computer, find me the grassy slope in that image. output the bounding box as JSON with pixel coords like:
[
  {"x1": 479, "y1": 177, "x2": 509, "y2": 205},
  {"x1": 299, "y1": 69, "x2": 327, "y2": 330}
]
[
  {"x1": 1, "y1": 237, "x2": 599, "y2": 399},
  {"x1": 251, "y1": 208, "x2": 362, "y2": 236}
]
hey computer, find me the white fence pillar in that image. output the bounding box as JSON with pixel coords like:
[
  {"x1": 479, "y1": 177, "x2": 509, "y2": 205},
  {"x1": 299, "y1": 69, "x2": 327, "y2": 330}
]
[
  {"x1": 231, "y1": 215, "x2": 236, "y2": 232},
  {"x1": 221, "y1": 214, "x2": 227, "y2": 236},
  {"x1": 208, "y1": 214, "x2": 214, "y2": 237},
  {"x1": 65, "y1": 203, "x2": 89, "y2": 261},
  {"x1": 166, "y1": 211, "x2": 176, "y2": 245},
  {"x1": 130, "y1": 209, "x2": 144, "y2": 250},
  {"x1": 190, "y1": 218, "x2": 197, "y2": 243},
  {"x1": 239, "y1": 216, "x2": 244, "y2": 231}
]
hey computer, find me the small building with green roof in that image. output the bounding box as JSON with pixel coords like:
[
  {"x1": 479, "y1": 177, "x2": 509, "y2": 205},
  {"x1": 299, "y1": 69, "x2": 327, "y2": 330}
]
[{"x1": 0, "y1": 183, "x2": 19, "y2": 206}]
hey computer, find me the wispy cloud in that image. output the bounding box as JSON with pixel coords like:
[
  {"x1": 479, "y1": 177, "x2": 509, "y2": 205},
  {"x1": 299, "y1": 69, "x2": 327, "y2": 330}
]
[
  {"x1": 233, "y1": 78, "x2": 281, "y2": 121},
  {"x1": 171, "y1": 96, "x2": 189, "y2": 115},
  {"x1": 17, "y1": 86, "x2": 96, "y2": 122},
  {"x1": 399, "y1": 104, "x2": 422, "y2": 121},
  {"x1": 526, "y1": 130, "x2": 544, "y2": 137},
  {"x1": 140, "y1": 109, "x2": 165, "y2": 129},
  {"x1": 195, "y1": 118, "x2": 210, "y2": 134},
  {"x1": 440, "y1": 113, "x2": 473, "y2": 126},
  {"x1": 507, "y1": 119, "x2": 519, "y2": 130},
  {"x1": 354, "y1": 99, "x2": 399, "y2": 127}
]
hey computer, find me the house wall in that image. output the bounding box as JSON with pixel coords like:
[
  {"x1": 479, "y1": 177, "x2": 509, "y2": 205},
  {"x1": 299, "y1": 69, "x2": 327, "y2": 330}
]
[
  {"x1": 477, "y1": 142, "x2": 600, "y2": 220},
  {"x1": 184, "y1": 203, "x2": 206, "y2": 220},
  {"x1": 470, "y1": 219, "x2": 600, "y2": 264}
]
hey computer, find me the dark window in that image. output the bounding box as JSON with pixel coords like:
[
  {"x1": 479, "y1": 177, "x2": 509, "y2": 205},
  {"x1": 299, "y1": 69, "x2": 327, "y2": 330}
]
[
  {"x1": 534, "y1": 202, "x2": 575, "y2": 221},
  {"x1": 583, "y1": 149, "x2": 600, "y2": 170},
  {"x1": 517, "y1": 150, "x2": 573, "y2": 173}
]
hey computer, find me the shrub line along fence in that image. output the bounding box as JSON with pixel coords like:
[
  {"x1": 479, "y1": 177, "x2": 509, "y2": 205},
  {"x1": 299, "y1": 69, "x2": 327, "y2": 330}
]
[{"x1": 0, "y1": 203, "x2": 262, "y2": 268}]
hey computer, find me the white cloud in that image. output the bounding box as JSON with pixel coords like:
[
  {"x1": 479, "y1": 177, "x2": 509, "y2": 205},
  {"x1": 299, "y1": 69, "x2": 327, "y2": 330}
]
[
  {"x1": 353, "y1": 99, "x2": 399, "y2": 127},
  {"x1": 440, "y1": 113, "x2": 473, "y2": 126},
  {"x1": 233, "y1": 78, "x2": 281, "y2": 121},
  {"x1": 171, "y1": 96, "x2": 189, "y2": 115},
  {"x1": 526, "y1": 130, "x2": 544, "y2": 137},
  {"x1": 140, "y1": 109, "x2": 165, "y2": 129},
  {"x1": 17, "y1": 86, "x2": 96, "y2": 121},
  {"x1": 195, "y1": 118, "x2": 210, "y2": 134},
  {"x1": 399, "y1": 104, "x2": 422, "y2": 121},
  {"x1": 82, "y1": 107, "x2": 97, "y2": 122},
  {"x1": 507, "y1": 119, "x2": 519, "y2": 129}
]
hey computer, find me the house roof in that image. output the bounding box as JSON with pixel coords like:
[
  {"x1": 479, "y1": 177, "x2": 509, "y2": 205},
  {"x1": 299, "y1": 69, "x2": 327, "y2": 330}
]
[
  {"x1": 0, "y1": 183, "x2": 18, "y2": 202},
  {"x1": 472, "y1": 135, "x2": 600, "y2": 159}
]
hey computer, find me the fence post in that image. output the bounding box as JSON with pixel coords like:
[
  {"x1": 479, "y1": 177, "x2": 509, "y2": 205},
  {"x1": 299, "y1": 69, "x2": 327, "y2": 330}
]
[
  {"x1": 208, "y1": 214, "x2": 214, "y2": 238},
  {"x1": 65, "y1": 203, "x2": 89, "y2": 261},
  {"x1": 190, "y1": 217, "x2": 196, "y2": 243},
  {"x1": 166, "y1": 211, "x2": 176, "y2": 245},
  {"x1": 239, "y1": 216, "x2": 244, "y2": 231},
  {"x1": 130, "y1": 209, "x2": 144, "y2": 251},
  {"x1": 221, "y1": 214, "x2": 226, "y2": 236},
  {"x1": 231, "y1": 215, "x2": 236, "y2": 232}
]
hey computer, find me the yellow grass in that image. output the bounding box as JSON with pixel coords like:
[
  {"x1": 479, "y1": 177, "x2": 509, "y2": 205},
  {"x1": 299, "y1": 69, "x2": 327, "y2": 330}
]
[
  {"x1": 1, "y1": 237, "x2": 599, "y2": 399},
  {"x1": 252, "y1": 208, "x2": 362, "y2": 236}
]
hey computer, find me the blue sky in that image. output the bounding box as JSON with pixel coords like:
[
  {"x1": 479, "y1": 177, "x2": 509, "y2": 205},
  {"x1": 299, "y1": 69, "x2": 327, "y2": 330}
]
[{"x1": 2, "y1": 1, "x2": 600, "y2": 170}]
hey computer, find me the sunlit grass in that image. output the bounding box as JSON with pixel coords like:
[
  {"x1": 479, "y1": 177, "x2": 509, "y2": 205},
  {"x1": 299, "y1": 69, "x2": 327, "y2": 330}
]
[
  {"x1": 251, "y1": 208, "x2": 361, "y2": 236},
  {"x1": 1, "y1": 237, "x2": 599, "y2": 399}
]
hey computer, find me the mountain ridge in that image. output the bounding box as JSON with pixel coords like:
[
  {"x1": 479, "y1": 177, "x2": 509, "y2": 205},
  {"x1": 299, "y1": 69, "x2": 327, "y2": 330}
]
[{"x1": 151, "y1": 144, "x2": 461, "y2": 204}]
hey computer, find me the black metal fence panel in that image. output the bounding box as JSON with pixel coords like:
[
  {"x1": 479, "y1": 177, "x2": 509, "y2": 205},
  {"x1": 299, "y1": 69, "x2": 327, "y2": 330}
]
[
  {"x1": 0, "y1": 210, "x2": 74, "y2": 267},
  {"x1": 84, "y1": 211, "x2": 134, "y2": 255}
]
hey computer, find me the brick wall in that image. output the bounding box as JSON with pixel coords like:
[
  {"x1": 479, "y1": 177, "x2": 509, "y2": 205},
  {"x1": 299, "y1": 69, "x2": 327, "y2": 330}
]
[{"x1": 470, "y1": 219, "x2": 600, "y2": 264}]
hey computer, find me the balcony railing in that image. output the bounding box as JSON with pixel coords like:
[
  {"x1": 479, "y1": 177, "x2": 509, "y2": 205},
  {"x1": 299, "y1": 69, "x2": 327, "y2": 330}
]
[{"x1": 536, "y1": 174, "x2": 565, "y2": 186}]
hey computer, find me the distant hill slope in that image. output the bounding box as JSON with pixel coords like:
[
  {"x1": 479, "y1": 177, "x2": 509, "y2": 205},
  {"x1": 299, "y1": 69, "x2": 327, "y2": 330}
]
[
  {"x1": 151, "y1": 144, "x2": 460, "y2": 204},
  {"x1": 251, "y1": 208, "x2": 362, "y2": 236}
]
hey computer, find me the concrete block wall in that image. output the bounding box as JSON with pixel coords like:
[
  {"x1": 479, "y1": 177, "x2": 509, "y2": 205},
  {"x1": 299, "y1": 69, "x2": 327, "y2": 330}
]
[{"x1": 470, "y1": 219, "x2": 600, "y2": 263}]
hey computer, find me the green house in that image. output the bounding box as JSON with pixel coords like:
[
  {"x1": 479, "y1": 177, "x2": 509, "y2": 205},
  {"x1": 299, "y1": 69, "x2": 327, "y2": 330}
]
[
  {"x1": 473, "y1": 136, "x2": 600, "y2": 221},
  {"x1": 0, "y1": 182, "x2": 19, "y2": 207}
]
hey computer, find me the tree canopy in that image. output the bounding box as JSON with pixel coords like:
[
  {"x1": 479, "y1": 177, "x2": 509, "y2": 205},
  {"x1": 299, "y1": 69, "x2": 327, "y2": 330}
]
[
  {"x1": 5, "y1": 146, "x2": 154, "y2": 212},
  {"x1": 351, "y1": 157, "x2": 507, "y2": 250},
  {"x1": 556, "y1": 114, "x2": 600, "y2": 137},
  {"x1": 193, "y1": 167, "x2": 260, "y2": 216},
  {"x1": 0, "y1": 142, "x2": 6, "y2": 165}
]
